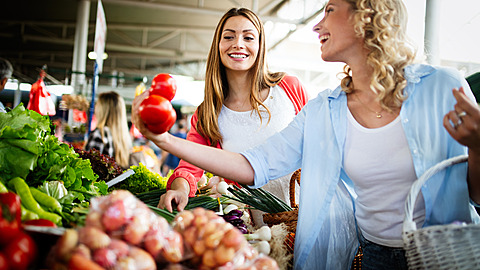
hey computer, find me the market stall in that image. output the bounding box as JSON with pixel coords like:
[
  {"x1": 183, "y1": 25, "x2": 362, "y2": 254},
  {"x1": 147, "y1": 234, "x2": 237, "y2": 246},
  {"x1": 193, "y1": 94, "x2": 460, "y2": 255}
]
[{"x1": 0, "y1": 103, "x2": 298, "y2": 269}]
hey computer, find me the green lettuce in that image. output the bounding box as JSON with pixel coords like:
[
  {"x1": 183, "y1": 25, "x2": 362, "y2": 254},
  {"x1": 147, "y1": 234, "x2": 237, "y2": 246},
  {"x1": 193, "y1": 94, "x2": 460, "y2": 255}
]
[{"x1": 0, "y1": 104, "x2": 107, "y2": 198}]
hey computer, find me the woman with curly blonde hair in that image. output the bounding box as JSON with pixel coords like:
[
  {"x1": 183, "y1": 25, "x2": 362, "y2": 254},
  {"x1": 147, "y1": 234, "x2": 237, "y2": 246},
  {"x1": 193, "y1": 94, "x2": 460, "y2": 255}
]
[{"x1": 132, "y1": 0, "x2": 480, "y2": 268}]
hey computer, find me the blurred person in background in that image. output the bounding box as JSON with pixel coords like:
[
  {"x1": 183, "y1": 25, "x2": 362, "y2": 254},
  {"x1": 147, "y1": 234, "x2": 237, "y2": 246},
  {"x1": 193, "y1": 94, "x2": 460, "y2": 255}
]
[
  {"x1": 0, "y1": 57, "x2": 13, "y2": 112},
  {"x1": 85, "y1": 91, "x2": 132, "y2": 169}
]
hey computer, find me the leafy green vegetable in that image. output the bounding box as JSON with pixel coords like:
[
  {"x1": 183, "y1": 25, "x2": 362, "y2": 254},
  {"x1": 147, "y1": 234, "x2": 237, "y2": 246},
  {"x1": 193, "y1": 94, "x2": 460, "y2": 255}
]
[
  {"x1": 38, "y1": 181, "x2": 68, "y2": 200},
  {"x1": 0, "y1": 103, "x2": 107, "y2": 199},
  {"x1": 110, "y1": 163, "x2": 167, "y2": 194}
]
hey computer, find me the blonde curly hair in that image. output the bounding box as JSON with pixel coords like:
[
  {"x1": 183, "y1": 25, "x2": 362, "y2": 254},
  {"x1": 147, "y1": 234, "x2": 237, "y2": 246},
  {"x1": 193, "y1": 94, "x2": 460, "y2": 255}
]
[{"x1": 341, "y1": 0, "x2": 416, "y2": 110}]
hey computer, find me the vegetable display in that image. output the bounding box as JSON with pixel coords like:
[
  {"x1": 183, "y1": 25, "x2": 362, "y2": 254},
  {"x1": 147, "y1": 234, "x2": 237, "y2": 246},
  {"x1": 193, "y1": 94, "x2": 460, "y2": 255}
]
[
  {"x1": 8, "y1": 177, "x2": 62, "y2": 226},
  {"x1": 139, "y1": 73, "x2": 177, "y2": 134},
  {"x1": 110, "y1": 163, "x2": 167, "y2": 194},
  {"x1": 74, "y1": 148, "x2": 123, "y2": 183},
  {"x1": 0, "y1": 104, "x2": 108, "y2": 227},
  {"x1": 0, "y1": 104, "x2": 107, "y2": 198},
  {"x1": 47, "y1": 190, "x2": 279, "y2": 269}
]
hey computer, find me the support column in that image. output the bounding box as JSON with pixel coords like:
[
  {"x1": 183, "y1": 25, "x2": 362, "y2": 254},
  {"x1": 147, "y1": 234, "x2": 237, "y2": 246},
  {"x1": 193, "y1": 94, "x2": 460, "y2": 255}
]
[
  {"x1": 424, "y1": 0, "x2": 441, "y2": 65},
  {"x1": 71, "y1": 0, "x2": 90, "y2": 93}
]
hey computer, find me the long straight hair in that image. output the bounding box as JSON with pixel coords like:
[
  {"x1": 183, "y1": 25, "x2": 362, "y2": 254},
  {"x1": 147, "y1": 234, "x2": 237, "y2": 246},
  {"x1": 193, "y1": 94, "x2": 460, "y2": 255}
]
[
  {"x1": 95, "y1": 91, "x2": 132, "y2": 168},
  {"x1": 196, "y1": 8, "x2": 285, "y2": 146}
]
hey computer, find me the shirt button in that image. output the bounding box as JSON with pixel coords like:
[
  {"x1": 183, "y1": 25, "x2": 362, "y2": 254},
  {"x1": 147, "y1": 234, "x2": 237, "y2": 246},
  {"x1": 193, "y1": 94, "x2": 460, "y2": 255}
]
[
  {"x1": 413, "y1": 149, "x2": 418, "y2": 155},
  {"x1": 404, "y1": 118, "x2": 409, "y2": 123}
]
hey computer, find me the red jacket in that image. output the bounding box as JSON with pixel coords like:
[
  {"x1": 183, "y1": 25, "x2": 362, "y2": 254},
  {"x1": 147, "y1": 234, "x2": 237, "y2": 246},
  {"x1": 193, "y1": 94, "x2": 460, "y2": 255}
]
[{"x1": 166, "y1": 75, "x2": 309, "y2": 197}]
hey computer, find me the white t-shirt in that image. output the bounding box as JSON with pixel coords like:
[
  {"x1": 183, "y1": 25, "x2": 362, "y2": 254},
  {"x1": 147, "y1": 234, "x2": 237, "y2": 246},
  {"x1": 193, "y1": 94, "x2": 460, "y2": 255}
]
[
  {"x1": 344, "y1": 108, "x2": 425, "y2": 247},
  {"x1": 218, "y1": 84, "x2": 299, "y2": 225}
]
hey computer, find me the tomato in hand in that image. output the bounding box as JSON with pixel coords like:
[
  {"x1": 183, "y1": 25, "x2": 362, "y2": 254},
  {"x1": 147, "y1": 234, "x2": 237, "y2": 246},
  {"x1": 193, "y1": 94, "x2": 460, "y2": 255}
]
[
  {"x1": 149, "y1": 73, "x2": 177, "y2": 101},
  {"x1": 2, "y1": 231, "x2": 37, "y2": 270},
  {"x1": 139, "y1": 95, "x2": 177, "y2": 134}
]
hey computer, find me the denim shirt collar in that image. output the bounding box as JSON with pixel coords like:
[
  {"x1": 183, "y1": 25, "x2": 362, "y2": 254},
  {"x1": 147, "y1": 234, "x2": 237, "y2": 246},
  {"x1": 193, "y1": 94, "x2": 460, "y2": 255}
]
[{"x1": 326, "y1": 63, "x2": 436, "y2": 100}]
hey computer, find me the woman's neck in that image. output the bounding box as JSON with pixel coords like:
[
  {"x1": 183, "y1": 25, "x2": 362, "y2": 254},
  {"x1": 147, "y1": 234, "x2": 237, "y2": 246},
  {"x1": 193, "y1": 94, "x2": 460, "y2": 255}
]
[
  {"x1": 348, "y1": 54, "x2": 373, "y2": 94},
  {"x1": 224, "y1": 70, "x2": 255, "y2": 111}
]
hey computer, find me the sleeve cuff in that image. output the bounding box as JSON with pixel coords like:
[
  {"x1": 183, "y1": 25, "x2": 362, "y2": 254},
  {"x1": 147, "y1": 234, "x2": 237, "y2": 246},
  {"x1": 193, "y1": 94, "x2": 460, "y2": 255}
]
[{"x1": 166, "y1": 170, "x2": 199, "y2": 197}]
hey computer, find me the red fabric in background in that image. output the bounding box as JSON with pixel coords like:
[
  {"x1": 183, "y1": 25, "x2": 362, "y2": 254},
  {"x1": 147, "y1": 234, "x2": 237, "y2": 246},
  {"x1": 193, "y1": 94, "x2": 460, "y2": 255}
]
[{"x1": 27, "y1": 77, "x2": 56, "y2": 116}]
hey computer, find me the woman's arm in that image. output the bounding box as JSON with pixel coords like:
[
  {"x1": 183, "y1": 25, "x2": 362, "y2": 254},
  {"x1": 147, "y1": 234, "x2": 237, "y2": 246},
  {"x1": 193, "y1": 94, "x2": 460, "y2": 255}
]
[
  {"x1": 443, "y1": 87, "x2": 480, "y2": 203},
  {"x1": 166, "y1": 113, "x2": 219, "y2": 197},
  {"x1": 131, "y1": 91, "x2": 255, "y2": 185}
]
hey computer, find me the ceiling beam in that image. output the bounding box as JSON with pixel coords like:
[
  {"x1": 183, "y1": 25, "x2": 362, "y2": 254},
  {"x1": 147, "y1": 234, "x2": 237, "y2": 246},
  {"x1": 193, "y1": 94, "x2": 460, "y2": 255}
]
[{"x1": 101, "y1": 0, "x2": 226, "y2": 16}]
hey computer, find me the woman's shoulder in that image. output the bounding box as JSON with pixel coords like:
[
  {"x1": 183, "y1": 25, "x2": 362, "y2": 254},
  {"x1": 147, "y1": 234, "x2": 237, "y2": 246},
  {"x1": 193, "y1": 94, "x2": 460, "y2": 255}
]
[{"x1": 404, "y1": 63, "x2": 464, "y2": 84}]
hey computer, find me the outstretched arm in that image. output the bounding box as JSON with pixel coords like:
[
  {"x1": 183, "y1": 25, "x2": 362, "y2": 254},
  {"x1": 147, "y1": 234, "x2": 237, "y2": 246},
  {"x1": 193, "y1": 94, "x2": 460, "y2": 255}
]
[
  {"x1": 131, "y1": 91, "x2": 255, "y2": 185},
  {"x1": 443, "y1": 87, "x2": 480, "y2": 203}
]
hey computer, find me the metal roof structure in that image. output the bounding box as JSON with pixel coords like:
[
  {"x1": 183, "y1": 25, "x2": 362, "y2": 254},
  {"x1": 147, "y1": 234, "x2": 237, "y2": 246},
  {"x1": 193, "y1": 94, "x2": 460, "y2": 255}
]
[{"x1": 1, "y1": 0, "x2": 325, "y2": 88}]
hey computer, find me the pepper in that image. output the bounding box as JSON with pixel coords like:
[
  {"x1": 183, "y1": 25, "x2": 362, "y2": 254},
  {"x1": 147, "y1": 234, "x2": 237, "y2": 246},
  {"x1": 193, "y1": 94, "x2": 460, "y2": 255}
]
[
  {"x1": 29, "y1": 187, "x2": 62, "y2": 213},
  {"x1": 0, "y1": 192, "x2": 22, "y2": 245},
  {"x1": 8, "y1": 177, "x2": 62, "y2": 226}
]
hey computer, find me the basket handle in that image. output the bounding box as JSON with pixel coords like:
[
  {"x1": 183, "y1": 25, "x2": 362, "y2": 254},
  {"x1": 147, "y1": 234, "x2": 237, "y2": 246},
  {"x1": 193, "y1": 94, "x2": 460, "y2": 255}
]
[
  {"x1": 402, "y1": 155, "x2": 468, "y2": 234},
  {"x1": 289, "y1": 169, "x2": 301, "y2": 208}
]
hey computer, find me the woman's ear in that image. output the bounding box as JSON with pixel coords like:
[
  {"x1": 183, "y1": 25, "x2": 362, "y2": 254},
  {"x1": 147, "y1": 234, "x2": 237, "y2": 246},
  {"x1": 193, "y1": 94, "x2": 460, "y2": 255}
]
[{"x1": 0, "y1": 77, "x2": 7, "y2": 90}]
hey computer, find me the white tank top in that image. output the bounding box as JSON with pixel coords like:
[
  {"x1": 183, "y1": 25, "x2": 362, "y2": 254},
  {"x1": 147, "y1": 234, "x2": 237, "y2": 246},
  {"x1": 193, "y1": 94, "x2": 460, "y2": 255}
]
[
  {"x1": 218, "y1": 85, "x2": 299, "y2": 226},
  {"x1": 344, "y1": 108, "x2": 425, "y2": 247},
  {"x1": 219, "y1": 84, "x2": 295, "y2": 152}
]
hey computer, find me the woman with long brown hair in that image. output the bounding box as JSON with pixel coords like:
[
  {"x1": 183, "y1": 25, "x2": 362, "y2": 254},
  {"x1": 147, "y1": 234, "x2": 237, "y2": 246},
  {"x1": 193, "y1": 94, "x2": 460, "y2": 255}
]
[{"x1": 157, "y1": 8, "x2": 308, "y2": 227}]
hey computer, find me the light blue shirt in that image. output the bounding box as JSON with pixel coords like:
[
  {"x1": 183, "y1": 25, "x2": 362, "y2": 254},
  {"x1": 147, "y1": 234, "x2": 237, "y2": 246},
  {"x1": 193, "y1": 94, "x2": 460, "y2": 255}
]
[{"x1": 242, "y1": 64, "x2": 479, "y2": 269}]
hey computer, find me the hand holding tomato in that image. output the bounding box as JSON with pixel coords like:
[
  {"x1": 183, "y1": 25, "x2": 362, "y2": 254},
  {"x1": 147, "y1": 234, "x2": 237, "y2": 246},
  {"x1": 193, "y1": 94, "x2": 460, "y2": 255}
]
[
  {"x1": 136, "y1": 73, "x2": 177, "y2": 135},
  {"x1": 139, "y1": 95, "x2": 177, "y2": 134}
]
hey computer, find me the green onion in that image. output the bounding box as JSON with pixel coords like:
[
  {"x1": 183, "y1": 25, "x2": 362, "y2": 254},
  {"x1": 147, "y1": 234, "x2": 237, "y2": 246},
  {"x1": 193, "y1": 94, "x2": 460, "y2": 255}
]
[{"x1": 225, "y1": 184, "x2": 293, "y2": 214}]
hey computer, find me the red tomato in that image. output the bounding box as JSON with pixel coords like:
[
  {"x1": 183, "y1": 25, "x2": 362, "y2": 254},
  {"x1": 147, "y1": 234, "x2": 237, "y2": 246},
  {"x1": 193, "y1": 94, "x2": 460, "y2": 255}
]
[
  {"x1": 149, "y1": 73, "x2": 177, "y2": 101},
  {"x1": 2, "y1": 232, "x2": 37, "y2": 270},
  {"x1": 0, "y1": 192, "x2": 22, "y2": 245},
  {"x1": 139, "y1": 95, "x2": 177, "y2": 134},
  {"x1": 23, "y1": 219, "x2": 57, "y2": 227},
  {"x1": 0, "y1": 253, "x2": 9, "y2": 270}
]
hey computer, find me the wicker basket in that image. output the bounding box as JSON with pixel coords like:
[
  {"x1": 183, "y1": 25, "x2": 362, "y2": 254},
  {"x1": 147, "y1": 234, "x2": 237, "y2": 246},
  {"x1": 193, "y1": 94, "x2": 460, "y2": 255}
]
[
  {"x1": 402, "y1": 155, "x2": 480, "y2": 269},
  {"x1": 263, "y1": 169, "x2": 301, "y2": 233}
]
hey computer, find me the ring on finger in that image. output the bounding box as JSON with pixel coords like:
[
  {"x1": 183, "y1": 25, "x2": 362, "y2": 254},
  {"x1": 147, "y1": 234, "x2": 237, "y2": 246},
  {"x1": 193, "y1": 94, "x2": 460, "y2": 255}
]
[
  {"x1": 454, "y1": 118, "x2": 462, "y2": 129},
  {"x1": 457, "y1": 111, "x2": 467, "y2": 118}
]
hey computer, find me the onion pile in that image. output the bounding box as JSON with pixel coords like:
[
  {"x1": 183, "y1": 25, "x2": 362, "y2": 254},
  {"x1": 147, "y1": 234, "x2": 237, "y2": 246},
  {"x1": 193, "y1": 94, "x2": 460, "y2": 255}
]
[{"x1": 173, "y1": 208, "x2": 278, "y2": 269}]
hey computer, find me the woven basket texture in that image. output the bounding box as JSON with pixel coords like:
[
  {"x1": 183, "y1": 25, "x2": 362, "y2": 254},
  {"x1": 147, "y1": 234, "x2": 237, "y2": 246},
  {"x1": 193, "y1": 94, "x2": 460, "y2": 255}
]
[
  {"x1": 403, "y1": 155, "x2": 479, "y2": 270},
  {"x1": 404, "y1": 223, "x2": 480, "y2": 269}
]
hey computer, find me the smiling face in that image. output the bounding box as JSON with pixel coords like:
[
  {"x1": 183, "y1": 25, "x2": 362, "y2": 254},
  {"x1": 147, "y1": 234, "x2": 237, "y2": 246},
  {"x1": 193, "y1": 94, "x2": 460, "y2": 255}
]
[
  {"x1": 219, "y1": 16, "x2": 260, "y2": 73},
  {"x1": 313, "y1": 0, "x2": 364, "y2": 63}
]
